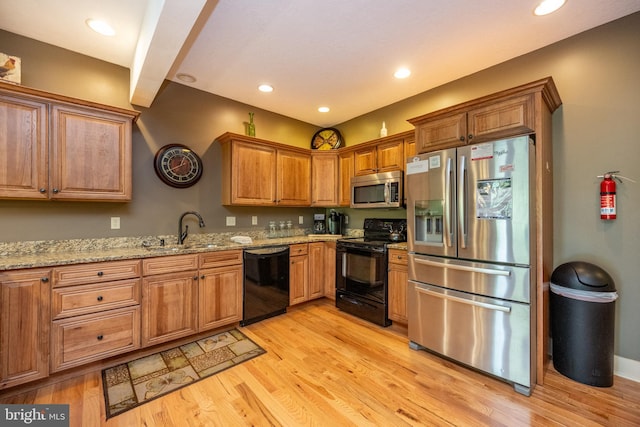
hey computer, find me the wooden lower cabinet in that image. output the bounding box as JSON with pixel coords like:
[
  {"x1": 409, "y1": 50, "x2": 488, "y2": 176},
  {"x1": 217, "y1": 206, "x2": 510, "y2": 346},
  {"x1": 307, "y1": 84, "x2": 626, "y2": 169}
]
[
  {"x1": 0, "y1": 269, "x2": 51, "y2": 389},
  {"x1": 323, "y1": 241, "x2": 336, "y2": 300},
  {"x1": 142, "y1": 269, "x2": 199, "y2": 347},
  {"x1": 289, "y1": 244, "x2": 310, "y2": 305},
  {"x1": 198, "y1": 264, "x2": 243, "y2": 331},
  {"x1": 51, "y1": 306, "x2": 140, "y2": 372},
  {"x1": 388, "y1": 249, "x2": 408, "y2": 324}
]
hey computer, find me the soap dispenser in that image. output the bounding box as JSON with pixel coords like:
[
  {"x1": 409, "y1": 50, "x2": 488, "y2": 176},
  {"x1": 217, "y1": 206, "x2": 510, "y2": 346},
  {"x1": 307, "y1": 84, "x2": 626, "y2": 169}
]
[{"x1": 380, "y1": 121, "x2": 387, "y2": 137}]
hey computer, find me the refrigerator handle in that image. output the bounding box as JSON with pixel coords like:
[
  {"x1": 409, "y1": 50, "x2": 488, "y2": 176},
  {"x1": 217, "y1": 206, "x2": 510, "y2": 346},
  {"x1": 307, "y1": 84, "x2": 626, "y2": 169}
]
[
  {"x1": 445, "y1": 157, "x2": 454, "y2": 247},
  {"x1": 459, "y1": 155, "x2": 468, "y2": 248},
  {"x1": 414, "y1": 283, "x2": 511, "y2": 313}
]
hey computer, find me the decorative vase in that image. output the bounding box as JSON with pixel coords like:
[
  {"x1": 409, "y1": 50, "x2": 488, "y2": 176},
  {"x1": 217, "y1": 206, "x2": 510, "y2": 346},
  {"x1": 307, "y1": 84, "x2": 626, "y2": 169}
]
[{"x1": 247, "y1": 112, "x2": 256, "y2": 136}]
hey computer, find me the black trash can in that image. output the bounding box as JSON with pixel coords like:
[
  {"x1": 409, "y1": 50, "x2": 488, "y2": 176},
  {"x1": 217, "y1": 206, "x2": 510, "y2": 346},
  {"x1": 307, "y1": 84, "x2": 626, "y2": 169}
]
[{"x1": 550, "y1": 261, "x2": 618, "y2": 387}]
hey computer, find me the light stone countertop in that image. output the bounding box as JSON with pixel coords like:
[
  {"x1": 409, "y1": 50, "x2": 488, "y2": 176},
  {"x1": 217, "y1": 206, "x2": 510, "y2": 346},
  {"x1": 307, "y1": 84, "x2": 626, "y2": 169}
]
[{"x1": 0, "y1": 232, "x2": 349, "y2": 271}]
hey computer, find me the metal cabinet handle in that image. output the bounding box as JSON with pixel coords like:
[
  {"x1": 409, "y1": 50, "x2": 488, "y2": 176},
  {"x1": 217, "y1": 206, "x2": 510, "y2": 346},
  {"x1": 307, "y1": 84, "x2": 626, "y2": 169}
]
[
  {"x1": 468, "y1": 134, "x2": 474, "y2": 141},
  {"x1": 39, "y1": 188, "x2": 47, "y2": 193},
  {"x1": 201, "y1": 275, "x2": 205, "y2": 279},
  {"x1": 97, "y1": 295, "x2": 103, "y2": 301},
  {"x1": 52, "y1": 188, "x2": 60, "y2": 194},
  {"x1": 97, "y1": 271, "x2": 104, "y2": 277},
  {"x1": 459, "y1": 136, "x2": 465, "y2": 142},
  {"x1": 41, "y1": 277, "x2": 49, "y2": 283},
  {"x1": 97, "y1": 335, "x2": 104, "y2": 341}
]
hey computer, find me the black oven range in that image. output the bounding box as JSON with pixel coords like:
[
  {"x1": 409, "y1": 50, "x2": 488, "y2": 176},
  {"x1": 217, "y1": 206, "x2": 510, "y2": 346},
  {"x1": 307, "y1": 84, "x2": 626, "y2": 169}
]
[{"x1": 336, "y1": 218, "x2": 407, "y2": 326}]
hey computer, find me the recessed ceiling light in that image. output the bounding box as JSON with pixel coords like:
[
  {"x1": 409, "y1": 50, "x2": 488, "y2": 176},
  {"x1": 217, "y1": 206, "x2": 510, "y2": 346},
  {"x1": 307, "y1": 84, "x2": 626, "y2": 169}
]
[
  {"x1": 534, "y1": 0, "x2": 566, "y2": 16},
  {"x1": 176, "y1": 73, "x2": 197, "y2": 83},
  {"x1": 394, "y1": 68, "x2": 411, "y2": 79},
  {"x1": 258, "y1": 84, "x2": 274, "y2": 92},
  {"x1": 318, "y1": 106, "x2": 330, "y2": 113},
  {"x1": 86, "y1": 19, "x2": 115, "y2": 36}
]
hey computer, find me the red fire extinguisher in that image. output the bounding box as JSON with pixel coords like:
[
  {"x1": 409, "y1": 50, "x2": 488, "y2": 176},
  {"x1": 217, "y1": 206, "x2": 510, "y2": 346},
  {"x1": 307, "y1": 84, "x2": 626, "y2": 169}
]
[{"x1": 600, "y1": 172, "x2": 618, "y2": 220}]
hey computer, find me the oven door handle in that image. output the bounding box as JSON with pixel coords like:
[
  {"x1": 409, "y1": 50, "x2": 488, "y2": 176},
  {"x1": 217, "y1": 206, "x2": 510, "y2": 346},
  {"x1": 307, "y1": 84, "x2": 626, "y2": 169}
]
[
  {"x1": 413, "y1": 258, "x2": 511, "y2": 276},
  {"x1": 413, "y1": 282, "x2": 511, "y2": 313},
  {"x1": 342, "y1": 252, "x2": 347, "y2": 277}
]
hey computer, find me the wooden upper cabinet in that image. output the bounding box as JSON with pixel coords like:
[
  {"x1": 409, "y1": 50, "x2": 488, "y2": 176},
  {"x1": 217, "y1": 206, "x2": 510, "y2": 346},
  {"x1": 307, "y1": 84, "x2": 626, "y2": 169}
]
[
  {"x1": 353, "y1": 145, "x2": 377, "y2": 176},
  {"x1": 224, "y1": 139, "x2": 276, "y2": 205},
  {"x1": 50, "y1": 104, "x2": 133, "y2": 201},
  {"x1": 218, "y1": 133, "x2": 310, "y2": 206},
  {"x1": 467, "y1": 94, "x2": 534, "y2": 143},
  {"x1": 311, "y1": 151, "x2": 338, "y2": 207},
  {"x1": 0, "y1": 93, "x2": 48, "y2": 199},
  {"x1": 277, "y1": 148, "x2": 311, "y2": 206},
  {"x1": 354, "y1": 135, "x2": 405, "y2": 176},
  {"x1": 338, "y1": 151, "x2": 354, "y2": 207},
  {"x1": 414, "y1": 112, "x2": 467, "y2": 153},
  {"x1": 0, "y1": 82, "x2": 138, "y2": 201}
]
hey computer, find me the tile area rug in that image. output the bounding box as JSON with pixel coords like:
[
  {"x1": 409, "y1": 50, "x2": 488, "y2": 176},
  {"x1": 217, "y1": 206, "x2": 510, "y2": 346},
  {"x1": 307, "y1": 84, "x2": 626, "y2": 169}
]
[{"x1": 102, "y1": 329, "x2": 265, "y2": 419}]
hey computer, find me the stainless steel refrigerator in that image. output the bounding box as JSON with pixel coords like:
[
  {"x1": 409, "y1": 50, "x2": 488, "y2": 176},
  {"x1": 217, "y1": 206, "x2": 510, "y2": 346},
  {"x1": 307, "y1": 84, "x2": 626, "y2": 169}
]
[{"x1": 406, "y1": 135, "x2": 536, "y2": 396}]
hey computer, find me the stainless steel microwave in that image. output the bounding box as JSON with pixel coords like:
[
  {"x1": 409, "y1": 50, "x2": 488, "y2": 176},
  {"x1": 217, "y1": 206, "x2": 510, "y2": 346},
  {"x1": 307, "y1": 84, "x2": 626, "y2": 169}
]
[{"x1": 350, "y1": 170, "x2": 403, "y2": 208}]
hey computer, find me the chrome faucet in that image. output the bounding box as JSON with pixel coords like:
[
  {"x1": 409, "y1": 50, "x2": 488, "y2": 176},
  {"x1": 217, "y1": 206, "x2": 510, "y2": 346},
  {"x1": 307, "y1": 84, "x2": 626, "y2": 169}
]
[{"x1": 178, "y1": 211, "x2": 206, "y2": 245}]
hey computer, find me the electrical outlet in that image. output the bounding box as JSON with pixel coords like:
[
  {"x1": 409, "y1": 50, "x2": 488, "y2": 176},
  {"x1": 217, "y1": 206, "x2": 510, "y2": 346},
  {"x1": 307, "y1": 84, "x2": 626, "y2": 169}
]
[
  {"x1": 110, "y1": 217, "x2": 120, "y2": 230},
  {"x1": 298, "y1": 215, "x2": 304, "y2": 224},
  {"x1": 226, "y1": 216, "x2": 236, "y2": 226},
  {"x1": 344, "y1": 215, "x2": 349, "y2": 225},
  {"x1": 251, "y1": 216, "x2": 258, "y2": 225}
]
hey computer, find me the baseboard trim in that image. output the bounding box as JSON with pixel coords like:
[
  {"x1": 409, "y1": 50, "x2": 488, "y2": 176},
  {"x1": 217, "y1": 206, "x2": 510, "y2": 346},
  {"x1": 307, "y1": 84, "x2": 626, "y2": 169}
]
[{"x1": 615, "y1": 355, "x2": 640, "y2": 383}]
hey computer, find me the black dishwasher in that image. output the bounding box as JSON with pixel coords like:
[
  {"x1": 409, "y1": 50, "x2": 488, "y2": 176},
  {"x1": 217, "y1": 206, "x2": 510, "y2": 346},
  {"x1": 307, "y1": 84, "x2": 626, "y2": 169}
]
[{"x1": 241, "y1": 246, "x2": 290, "y2": 326}]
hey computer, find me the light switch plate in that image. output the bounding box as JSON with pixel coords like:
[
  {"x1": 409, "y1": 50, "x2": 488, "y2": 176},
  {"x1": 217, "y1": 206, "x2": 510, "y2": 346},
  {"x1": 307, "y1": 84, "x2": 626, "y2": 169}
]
[
  {"x1": 251, "y1": 216, "x2": 258, "y2": 225},
  {"x1": 110, "y1": 217, "x2": 120, "y2": 230},
  {"x1": 298, "y1": 215, "x2": 304, "y2": 224},
  {"x1": 226, "y1": 216, "x2": 236, "y2": 226}
]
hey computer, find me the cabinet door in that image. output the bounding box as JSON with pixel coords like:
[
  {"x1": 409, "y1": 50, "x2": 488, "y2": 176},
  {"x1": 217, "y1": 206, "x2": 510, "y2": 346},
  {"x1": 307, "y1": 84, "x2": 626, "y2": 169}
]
[
  {"x1": 199, "y1": 264, "x2": 243, "y2": 331},
  {"x1": 0, "y1": 93, "x2": 49, "y2": 199},
  {"x1": 338, "y1": 151, "x2": 354, "y2": 206},
  {"x1": 308, "y1": 242, "x2": 325, "y2": 300},
  {"x1": 323, "y1": 241, "x2": 337, "y2": 300},
  {"x1": 277, "y1": 149, "x2": 311, "y2": 205},
  {"x1": 376, "y1": 139, "x2": 404, "y2": 172},
  {"x1": 50, "y1": 103, "x2": 133, "y2": 201},
  {"x1": 467, "y1": 94, "x2": 534, "y2": 143},
  {"x1": 142, "y1": 271, "x2": 198, "y2": 347},
  {"x1": 353, "y1": 146, "x2": 377, "y2": 176},
  {"x1": 0, "y1": 269, "x2": 50, "y2": 389},
  {"x1": 388, "y1": 250, "x2": 408, "y2": 323},
  {"x1": 415, "y1": 112, "x2": 467, "y2": 153},
  {"x1": 289, "y1": 255, "x2": 309, "y2": 305},
  {"x1": 229, "y1": 140, "x2": 277, "y2": 205},
  {"x1": 311, "y1": 152, "x2": 338, "y2": 207}
]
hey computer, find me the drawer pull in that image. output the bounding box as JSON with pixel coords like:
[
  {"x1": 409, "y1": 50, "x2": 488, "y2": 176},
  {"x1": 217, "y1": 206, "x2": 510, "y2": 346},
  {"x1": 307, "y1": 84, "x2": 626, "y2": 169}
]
[
  {"x1": 41, "y1": 277, "x2": 49, "y2": 283},
  {"x1": 97, "y1": 271, "x2": 104, "y2": 277},
  {"x1": 97, "y1": 335, "x2": 104, "y2": 341},
  {"x1": 97, "y1": 296, "x2": 103, "y2": 301}
]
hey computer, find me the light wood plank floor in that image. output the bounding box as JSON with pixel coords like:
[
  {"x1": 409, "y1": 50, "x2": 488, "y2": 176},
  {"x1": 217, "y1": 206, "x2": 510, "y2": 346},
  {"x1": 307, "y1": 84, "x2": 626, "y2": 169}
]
[{"x1": 2, "y1": 299, "x2": 639, "y2": 426}]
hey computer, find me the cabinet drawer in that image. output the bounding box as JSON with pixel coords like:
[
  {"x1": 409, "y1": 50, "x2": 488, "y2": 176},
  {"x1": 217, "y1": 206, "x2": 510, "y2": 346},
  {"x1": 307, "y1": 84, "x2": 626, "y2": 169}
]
[
  {"x1": 51, "y1": 306, "x2": 140, "y2": 372},
  {"x1": 199, "y1": 250, "x2": 243, "y2": 269},
  {"x1": 52, "y1": 278, "x2": 140, "y2": 320},
  {"x1": 388, "y1": 249, "x2": 408, "y2": 265},
  {"x1": 289, "y1": 243, "x2": 308, "y2": 256},
  {"x1": 53, "y1": 259, "x2": 141, "y2": 288},
  {"x1": 142, "y1": 254, "x2": 198, "y2": 276}
]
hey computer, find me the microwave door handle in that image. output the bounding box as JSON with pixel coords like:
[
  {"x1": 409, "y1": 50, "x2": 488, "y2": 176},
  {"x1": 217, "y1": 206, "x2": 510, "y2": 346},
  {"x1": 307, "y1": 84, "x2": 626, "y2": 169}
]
[
  {"x1": 459, "y1": 155, "x2": 468, "y2": 248},
  {"x1": 445, "y1": 157, "x2": 453, "y2": 247},
  {"x1": 384, "y1": 182, "x2": 389, "y2": 203}
]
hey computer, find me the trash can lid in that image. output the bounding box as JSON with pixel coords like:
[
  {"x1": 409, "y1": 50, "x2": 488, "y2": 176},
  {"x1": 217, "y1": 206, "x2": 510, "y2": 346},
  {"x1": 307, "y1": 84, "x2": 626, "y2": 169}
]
[{"x1": 550, "y1": 261, "x2": 616, "y2": 292}]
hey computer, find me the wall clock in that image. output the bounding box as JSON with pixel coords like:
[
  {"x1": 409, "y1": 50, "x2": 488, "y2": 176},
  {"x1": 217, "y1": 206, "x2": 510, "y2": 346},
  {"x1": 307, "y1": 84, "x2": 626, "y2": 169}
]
[
  {"x1": 311, "y1": 128, "x2": 343, "y2": 150},
  {"x1": 154, "y1": 144, "x2": 203, "y2": 188}
]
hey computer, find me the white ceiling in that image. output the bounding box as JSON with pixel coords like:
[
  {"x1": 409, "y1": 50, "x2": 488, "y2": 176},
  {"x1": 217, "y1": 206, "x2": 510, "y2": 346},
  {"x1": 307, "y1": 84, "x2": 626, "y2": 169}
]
[{"x1": 1, "y1": 0, "x2": 639, "y2": 127}]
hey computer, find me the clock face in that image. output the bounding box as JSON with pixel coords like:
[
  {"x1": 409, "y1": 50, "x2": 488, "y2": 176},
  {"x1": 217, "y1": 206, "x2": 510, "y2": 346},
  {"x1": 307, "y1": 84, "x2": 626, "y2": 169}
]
[
  {"x1": 154, "y1": 144, "x2": 203, "y2": 188},
  {"x1": 311, "y1": 128, "x2": 343, "y2": 150}
]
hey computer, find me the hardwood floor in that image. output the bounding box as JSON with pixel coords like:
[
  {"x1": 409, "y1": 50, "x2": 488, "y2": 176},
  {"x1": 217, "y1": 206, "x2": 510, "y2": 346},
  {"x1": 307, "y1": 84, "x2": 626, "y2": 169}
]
[{"x1": 2, "y1": 299, "x2": 639, "y2": 426}]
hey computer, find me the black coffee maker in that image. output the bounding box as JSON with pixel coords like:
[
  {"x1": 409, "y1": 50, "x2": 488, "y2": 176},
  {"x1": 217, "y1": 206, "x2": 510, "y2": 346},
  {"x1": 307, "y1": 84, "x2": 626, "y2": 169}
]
[
  {"x1": 328, "y1": 210, "x2": 345, "y2": 235},
  {"x1": 313, "y1": 213, "x2": 326, "y2": 234}
]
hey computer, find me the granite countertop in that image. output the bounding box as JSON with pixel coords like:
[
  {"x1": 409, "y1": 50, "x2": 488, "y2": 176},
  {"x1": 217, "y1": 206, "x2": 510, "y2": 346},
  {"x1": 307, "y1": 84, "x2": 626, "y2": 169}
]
[{"x1": 0, "y1": 232, "x2": 348, "y2": 271}]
